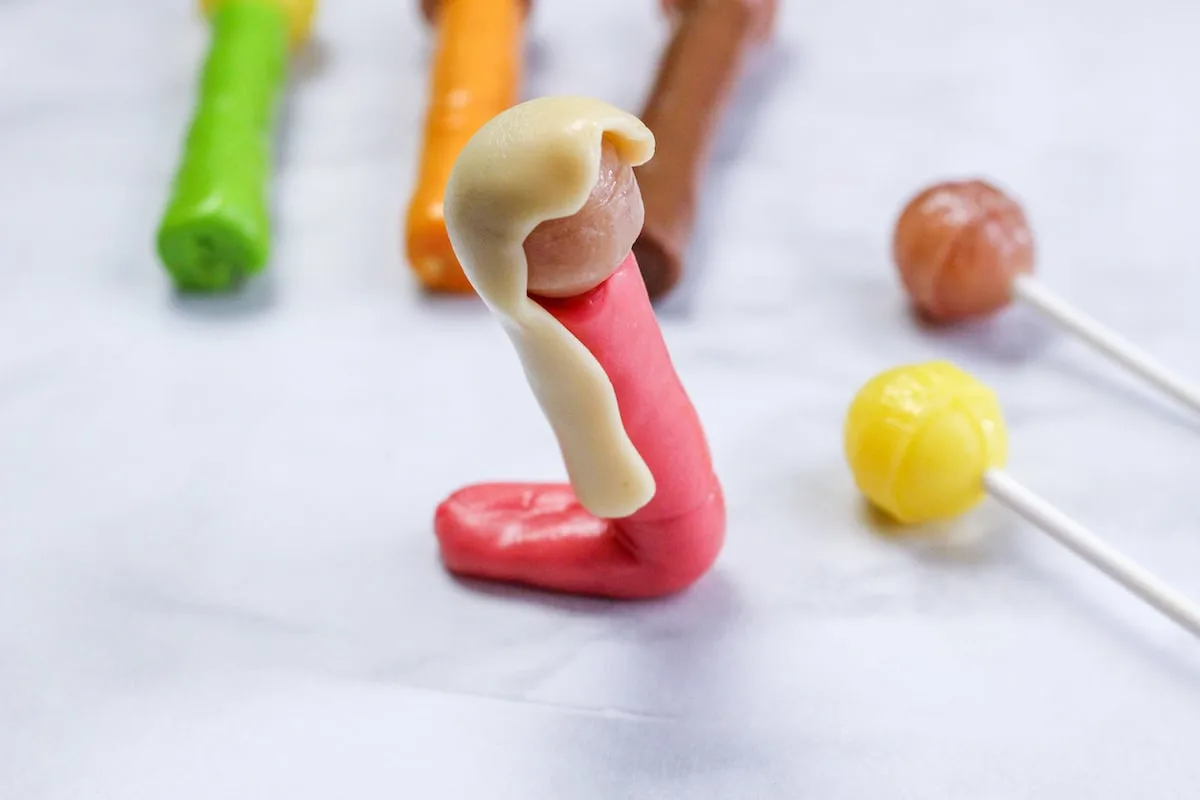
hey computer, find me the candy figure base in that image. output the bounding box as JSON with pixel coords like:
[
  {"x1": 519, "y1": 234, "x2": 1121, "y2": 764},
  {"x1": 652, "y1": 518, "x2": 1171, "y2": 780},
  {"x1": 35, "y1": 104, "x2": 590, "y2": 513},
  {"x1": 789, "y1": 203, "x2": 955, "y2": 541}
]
[{"x1": 435, "y1": 482, "x2": 724, "y2": 600}]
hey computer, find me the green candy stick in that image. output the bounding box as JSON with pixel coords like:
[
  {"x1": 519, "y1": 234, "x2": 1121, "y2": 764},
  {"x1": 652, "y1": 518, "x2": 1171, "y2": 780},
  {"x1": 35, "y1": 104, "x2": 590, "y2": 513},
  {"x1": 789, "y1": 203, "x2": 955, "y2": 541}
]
[{"x1": 157, "y1": 1, "x2": 289, "y2": 292}]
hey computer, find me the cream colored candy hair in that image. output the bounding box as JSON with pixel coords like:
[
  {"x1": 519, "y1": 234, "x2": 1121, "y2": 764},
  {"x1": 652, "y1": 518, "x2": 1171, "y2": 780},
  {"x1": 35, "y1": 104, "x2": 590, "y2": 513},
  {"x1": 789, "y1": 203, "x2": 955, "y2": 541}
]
[{"x1": 443, "y1": 96, "x2": 657, "y2": 519}]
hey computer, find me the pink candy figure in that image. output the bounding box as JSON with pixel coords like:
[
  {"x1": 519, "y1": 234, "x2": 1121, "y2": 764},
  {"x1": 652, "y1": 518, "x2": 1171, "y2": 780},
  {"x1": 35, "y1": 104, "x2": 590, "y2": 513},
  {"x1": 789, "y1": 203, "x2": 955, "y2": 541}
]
[{"x1": 432, "y1": 96, "x2": 725, "y2": 599}]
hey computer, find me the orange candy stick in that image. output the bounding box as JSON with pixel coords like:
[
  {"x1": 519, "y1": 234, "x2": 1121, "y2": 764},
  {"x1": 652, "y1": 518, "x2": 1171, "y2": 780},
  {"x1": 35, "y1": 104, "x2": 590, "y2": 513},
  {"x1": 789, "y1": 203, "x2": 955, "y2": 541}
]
[{"x1": 405, "y1": 0, "x2": 530, "y2": 293}]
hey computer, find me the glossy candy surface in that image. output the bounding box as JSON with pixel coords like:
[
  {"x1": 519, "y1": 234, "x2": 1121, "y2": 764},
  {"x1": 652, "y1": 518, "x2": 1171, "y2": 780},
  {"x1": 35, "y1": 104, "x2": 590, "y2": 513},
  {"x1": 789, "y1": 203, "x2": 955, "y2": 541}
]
[
  {"x1": 893, "y1": 179, "x2": 1035, "y2": 323},
  {"x1": 845, "y1": 361, "x2": 1008, "y2": 524}
]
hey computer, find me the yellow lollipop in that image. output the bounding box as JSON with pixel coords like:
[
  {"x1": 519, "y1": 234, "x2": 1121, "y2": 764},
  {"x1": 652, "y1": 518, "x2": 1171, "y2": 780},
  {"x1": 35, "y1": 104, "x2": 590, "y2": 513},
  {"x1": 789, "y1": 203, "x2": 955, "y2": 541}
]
[
  {"x1": 846, "y1": 361, "x2": 1200, "y2": 639},
  {"x1": 845, "y1": 361, "x2": 1007, "y2": 524}
]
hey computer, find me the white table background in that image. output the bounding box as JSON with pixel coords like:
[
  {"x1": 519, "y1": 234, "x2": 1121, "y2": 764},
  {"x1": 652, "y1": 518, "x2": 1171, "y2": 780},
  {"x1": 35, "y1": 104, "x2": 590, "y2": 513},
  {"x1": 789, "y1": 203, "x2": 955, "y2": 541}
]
[{"x1": 4, "y1": 1, "x2": 1200, "y2": 797}]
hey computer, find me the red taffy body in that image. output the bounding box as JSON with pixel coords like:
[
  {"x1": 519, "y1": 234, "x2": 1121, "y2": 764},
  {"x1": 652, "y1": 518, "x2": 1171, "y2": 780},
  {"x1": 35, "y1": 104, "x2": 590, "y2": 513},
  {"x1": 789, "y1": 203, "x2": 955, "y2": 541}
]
[{"x1": 434, "y1": 253, "x2": 724, "y2": 598}]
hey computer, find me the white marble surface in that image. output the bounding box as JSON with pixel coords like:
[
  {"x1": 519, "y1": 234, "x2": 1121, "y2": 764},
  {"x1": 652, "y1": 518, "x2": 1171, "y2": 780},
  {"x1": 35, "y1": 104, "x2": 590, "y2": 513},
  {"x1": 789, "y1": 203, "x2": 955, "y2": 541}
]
[{"x1": 4, "y1": 0, "x2": 1200, "y2": 797}]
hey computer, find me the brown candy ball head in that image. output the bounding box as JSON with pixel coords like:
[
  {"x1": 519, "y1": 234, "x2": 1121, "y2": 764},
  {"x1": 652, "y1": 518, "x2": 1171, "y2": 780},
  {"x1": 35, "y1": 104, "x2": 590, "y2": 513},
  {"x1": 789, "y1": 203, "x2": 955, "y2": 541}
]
[
  {"x1": 523, "y1": 140, "x2": 644, "y2": 298},
  {"x1": 892, "y1": 179, "x2": 1035, "y2": 323}
]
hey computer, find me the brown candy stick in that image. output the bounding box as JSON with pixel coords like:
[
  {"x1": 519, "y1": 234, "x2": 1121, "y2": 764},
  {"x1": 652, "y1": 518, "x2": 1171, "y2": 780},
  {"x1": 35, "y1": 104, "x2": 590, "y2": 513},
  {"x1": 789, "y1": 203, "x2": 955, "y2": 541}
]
[{"x1": 633, "y1": 0, "x2": 776, "y2": 299}]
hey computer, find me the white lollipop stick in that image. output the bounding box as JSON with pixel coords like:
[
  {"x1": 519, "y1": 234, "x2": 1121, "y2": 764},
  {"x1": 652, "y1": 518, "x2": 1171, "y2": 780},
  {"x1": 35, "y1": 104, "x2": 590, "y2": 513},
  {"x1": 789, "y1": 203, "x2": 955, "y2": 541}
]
[
  {"x1": 1012, "y1": 275, "x2": 1200, "y2": 416},
  {"x1": 983, "y1": 468, "x2": 1200, "y2": 638}
]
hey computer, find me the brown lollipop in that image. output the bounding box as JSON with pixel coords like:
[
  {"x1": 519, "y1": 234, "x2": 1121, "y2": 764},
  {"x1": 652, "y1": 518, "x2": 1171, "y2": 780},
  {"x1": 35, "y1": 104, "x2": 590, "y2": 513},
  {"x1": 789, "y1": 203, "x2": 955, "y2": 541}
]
[
  {"x1": 632, "y1": 0, "x2": 777, "y2": 300},
  {"x1": 894, "y1": 179, "x2": 1034, "y2": 323},
  {"x1": 893, "y1": 178, "x2": 1200, "y2": 415}
]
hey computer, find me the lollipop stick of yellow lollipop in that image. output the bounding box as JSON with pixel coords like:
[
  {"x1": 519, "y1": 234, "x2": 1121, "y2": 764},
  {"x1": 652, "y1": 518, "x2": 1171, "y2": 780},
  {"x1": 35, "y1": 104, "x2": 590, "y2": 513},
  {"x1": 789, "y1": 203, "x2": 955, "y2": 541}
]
[
  {"x1": 983, "y1": 470, "x2": 1200, "y2": 637},
  {"x1": 847, "y1": 361, "x2": 1200, "y2": 639}
]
